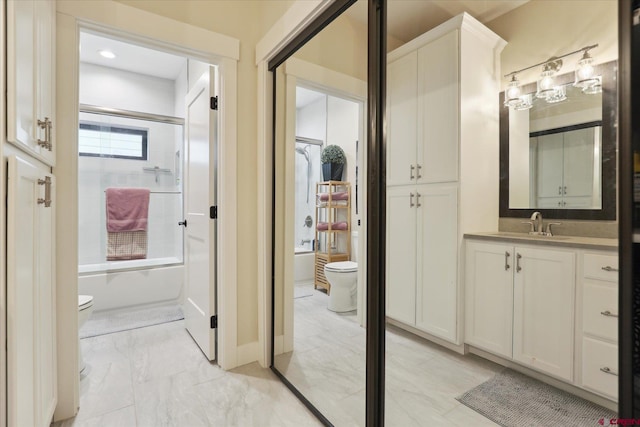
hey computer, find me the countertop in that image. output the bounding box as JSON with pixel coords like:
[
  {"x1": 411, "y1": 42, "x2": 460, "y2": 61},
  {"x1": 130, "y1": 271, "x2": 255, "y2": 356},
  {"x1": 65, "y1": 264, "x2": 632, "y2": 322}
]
[{"x1": 464, "y1": 232, "x2": 618, "y2": 251}]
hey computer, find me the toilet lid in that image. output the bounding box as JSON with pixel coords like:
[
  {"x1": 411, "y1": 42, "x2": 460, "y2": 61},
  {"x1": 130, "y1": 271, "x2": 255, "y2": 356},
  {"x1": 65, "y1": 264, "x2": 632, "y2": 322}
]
[
  {"x1": 325, "y1": 261, "x2": 357, "y2": 272},
  {"x1": 78, "y1": 295, "x2": 94, "y2": 309}
]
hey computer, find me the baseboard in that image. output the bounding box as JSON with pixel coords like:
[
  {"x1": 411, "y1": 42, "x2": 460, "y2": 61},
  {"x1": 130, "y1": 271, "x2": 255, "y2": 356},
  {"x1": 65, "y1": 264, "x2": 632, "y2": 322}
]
[
  {"x1": 387, "y1": 318, "x2": 465, "y2": 355},
  {"x1": 468, "y1": 346, "x2": 617, "y2": 412},
  {"x1": 236, "y1": 341, "x2": 259, "y2": 367}
]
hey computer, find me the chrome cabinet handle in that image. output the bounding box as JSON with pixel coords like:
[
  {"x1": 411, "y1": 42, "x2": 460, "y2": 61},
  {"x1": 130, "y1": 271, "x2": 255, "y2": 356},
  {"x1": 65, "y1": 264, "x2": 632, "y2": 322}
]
[
  {"x1": 409, "y1": 192, "x2": 415, "y2": 207},
  {"x1": 558, "y1": 186, "x2": 562, "y2": 195},
  {"x1": 504, "y1": 251, "x2": 511, "y2": 271},
  {"x1": 410, "y1": 165, "x2": 415, "y2": 180},
  {"x1": 600, "y1": 367, "x2": 618, "y2": 376},
  {"x1": 37, "y1": 176, "x2": 52, "y2": 207},
  {"x1": 563, "y1": 185, "x2": 567, "y2": 195},
  {"x1": 416, "y1": 164, "x2": 422, "y2": 179},
  {"x1": 37, "y1": 117, "x2": 52, "y2": 151},
  {"x1": 601, "y1": 266, "x2": 618, "y2": 272},
  {"x1": 416, "y1": 192, "x2": 421, "y2": 207},
  {"x1": 600, "y1": 310, "x2": 618, "y2": 318},
  {"x1": 558, "y1": 201, "x2": 562, "y2": 207},
  {"x1": 516, "y1": 253, "x2": 522, "y2": 272}
]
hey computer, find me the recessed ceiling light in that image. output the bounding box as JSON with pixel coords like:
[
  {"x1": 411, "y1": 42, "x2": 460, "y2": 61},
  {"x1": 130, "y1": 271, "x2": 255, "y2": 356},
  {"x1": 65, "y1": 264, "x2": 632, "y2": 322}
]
[{"x1": 98, "y1": 50, "x2": 116, "y2": 59}]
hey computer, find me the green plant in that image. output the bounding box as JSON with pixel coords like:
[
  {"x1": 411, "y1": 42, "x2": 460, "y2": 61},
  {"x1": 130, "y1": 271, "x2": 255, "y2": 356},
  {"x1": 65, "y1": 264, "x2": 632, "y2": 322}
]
[{"x1": 321, "y1": 145, "x2": 346, "y2": 164}]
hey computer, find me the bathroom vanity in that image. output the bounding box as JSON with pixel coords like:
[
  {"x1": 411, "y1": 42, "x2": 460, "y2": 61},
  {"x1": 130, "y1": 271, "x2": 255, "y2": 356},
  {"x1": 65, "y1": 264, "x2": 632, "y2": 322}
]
[{"x1": 464, "y1": 232, "x2": 618, "y2": 404}]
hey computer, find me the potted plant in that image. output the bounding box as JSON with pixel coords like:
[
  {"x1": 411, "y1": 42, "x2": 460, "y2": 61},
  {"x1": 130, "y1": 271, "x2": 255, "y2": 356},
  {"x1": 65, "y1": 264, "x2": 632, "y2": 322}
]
[{"x1": 321, "y1": 144, "x2": 346, "y2": 181}]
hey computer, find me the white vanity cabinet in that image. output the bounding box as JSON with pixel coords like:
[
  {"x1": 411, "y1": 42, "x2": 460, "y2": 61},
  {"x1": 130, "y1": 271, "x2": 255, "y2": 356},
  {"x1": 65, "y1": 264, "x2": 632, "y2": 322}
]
[
  {"x1": 386, "y1": 13, "x2": 505, "y2": 346},
  {"x1": 7, "y1": 0, "x2": 56, "y2": 166},
  {"x1": 7, "y1": 155, "x2": 56, "y2": 427},
  {"x1": 465, "y1": 235, "x2": 618, "y2": 403},
  {"x1": 465, "y1": 240, "x2": 575, "y2": 381},
  {"x1": 579, "y1": 252, "x2": 618, "y2": 400}
]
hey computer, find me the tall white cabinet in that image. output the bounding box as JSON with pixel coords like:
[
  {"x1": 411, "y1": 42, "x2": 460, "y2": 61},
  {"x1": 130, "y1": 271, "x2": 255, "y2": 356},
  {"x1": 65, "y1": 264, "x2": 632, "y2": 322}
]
[
  {"x1": 386, "y1": 13, "x2": 505, "y2": 345},
  {"x1": 5, "y1": 1, "x2": 57, "y2": 425}
]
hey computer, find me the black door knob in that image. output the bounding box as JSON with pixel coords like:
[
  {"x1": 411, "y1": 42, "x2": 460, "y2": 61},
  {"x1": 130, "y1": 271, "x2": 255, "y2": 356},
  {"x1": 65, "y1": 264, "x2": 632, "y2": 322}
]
[{"x1": 178, "y1": 220, "x2": 187, "y2": 227}]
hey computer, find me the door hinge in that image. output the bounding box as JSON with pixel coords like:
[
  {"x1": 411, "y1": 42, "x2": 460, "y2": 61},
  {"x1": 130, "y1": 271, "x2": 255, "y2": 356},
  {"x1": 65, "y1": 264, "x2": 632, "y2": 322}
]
[
  {"x1": 210, "y1": 96, "x2": 218, "y2": 110},
  {"x1": 210, "y1": 315, "x2": 218, "y2": 329},
  {"x1": 210, "y1": 205, "x2": 217, "y2": 219}
]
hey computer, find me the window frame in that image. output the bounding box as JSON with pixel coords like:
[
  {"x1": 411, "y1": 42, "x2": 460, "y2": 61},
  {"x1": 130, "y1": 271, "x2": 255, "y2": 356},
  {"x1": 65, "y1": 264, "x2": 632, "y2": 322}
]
[{"x1": 78, "y1": 122, "x2": 149, "y2": 160}]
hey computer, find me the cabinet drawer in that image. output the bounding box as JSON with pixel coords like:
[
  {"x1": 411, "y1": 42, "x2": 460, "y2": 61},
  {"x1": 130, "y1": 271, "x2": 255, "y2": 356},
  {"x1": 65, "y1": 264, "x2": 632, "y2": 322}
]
[
  {"x1": 582, "y1": 337, "x2": 618, "y2": 400},
  {"x1": 583, "y1": 253, "x2": 618, "y2": 282},
  {"x1": 583, "y1": 280, "x2": 618, "y2": 342}
]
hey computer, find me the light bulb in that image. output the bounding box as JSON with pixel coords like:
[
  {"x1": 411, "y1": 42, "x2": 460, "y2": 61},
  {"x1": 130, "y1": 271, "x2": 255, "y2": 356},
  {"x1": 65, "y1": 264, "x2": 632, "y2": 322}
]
[
  {"x1": 574, "y1": 51, "x2": 599, "y2": 88},
  {"x1": 504, "y1": 75, "x2": 523, "y2": 108}
]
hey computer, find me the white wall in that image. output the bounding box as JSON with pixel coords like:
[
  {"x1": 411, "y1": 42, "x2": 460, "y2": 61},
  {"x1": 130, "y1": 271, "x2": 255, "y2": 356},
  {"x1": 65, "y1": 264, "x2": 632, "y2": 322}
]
[
  {"x1": 79, "y1": 62, "x2": 177, "y2": 116},
  {"x1": 296, "y1": 96, "x2": 326, "y2": 141}
]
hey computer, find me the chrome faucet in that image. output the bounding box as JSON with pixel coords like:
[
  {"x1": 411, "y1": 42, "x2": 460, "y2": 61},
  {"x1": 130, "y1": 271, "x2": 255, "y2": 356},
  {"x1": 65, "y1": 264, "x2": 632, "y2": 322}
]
[
  {"x1": 300, "y1": 239, "x2": 312, "y2": 246},
  {"x1": 530, "y1": 211, "x2": 543, "y2": 233},
  {"x1": 522, "y1": 211, "x2": 561, "y2": 236}
]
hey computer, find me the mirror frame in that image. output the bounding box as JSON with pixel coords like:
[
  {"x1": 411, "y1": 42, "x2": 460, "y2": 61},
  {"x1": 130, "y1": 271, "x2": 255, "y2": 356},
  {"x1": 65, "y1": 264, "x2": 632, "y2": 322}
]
[{"x1": 499, "y1": 60, "x2": 617, "y2": 220}]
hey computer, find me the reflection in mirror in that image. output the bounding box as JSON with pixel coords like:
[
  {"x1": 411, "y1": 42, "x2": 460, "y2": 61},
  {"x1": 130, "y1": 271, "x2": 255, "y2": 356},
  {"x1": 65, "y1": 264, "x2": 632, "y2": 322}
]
[
  {"x1": 501, "y1": 60, "x2": 617, "y2": 220},
  {"x1": 272, "y1": 2, "x2": 367, "y2": 425},
  {"x1": 509, "y1": 80, "x2": 603, "y2": 210}
]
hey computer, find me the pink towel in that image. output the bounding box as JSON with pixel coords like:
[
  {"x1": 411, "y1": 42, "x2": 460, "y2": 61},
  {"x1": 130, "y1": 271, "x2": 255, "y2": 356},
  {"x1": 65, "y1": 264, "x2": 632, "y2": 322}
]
[
  {"x1": 105, "y1": 188, "x2": 150, "y2": 232},
  {"x1": 317, "y1": 191, "x2": 349, "y2": 202},
  {"x1": 317, "y1": 221, "x2": 348, "y2": 231}
]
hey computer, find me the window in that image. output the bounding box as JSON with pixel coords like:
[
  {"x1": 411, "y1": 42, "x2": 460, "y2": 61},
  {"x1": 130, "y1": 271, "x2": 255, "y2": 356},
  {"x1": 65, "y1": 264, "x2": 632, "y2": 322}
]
[{"x1": 79, "y1": 122, "x2": 148, "y2": 160}]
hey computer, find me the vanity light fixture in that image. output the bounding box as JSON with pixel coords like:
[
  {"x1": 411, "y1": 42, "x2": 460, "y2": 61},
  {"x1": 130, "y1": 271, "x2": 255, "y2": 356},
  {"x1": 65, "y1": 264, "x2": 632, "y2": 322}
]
[{"x1": 503, "y1": 44, "x2": 600, "y2": 110}]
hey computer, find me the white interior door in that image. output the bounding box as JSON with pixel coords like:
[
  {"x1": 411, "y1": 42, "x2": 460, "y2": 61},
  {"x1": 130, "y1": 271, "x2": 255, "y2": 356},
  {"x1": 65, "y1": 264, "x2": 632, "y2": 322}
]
[{"x1": 184, "y1": 67, "x2": 218, "y2": 361}]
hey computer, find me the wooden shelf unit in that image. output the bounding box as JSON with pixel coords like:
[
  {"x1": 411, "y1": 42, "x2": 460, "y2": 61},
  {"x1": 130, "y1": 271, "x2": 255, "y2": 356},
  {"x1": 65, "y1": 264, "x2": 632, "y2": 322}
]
[{"x1": 314, "y1": 181, "x2": 351, "y2": 294}]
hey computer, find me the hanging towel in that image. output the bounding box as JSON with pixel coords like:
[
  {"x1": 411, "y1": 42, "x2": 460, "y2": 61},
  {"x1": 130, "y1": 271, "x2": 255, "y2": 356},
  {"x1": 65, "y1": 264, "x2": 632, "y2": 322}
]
[
  {"x1": 105, "y1": 188, "x2": 150, "y2": 232},
  {"x1": 105, "y1": 188, "x2": 150, "y2": 260}
]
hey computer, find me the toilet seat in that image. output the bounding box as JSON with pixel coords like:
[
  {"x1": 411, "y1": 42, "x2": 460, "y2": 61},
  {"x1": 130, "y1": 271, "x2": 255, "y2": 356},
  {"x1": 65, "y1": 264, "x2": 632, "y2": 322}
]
[
  {"x1": 78, "y1": 295, "x2": 94, "y2": 311},
  {"x1": 325, "y1": 261, "x2": 357, "y2": 273}
]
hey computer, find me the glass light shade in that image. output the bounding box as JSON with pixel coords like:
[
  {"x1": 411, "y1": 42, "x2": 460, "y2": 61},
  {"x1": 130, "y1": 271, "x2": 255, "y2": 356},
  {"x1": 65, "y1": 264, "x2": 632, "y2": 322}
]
[
  {"x1": 583, "y1": 76, "x2": 602, "y2": 95},
  {"x1": 504, "y1": 76, "x2": 523, "y2": 107},
  {"x1": 513, "y1": 94, "x2": 533, "y2": 111},
  {"x1": 536, "y1": 69, "x2": 557, "y2": 100},
  {"x1": 545, "y1": 85, "x2": 567, "y2": 103},
  {"x1": 574, "y1": 53, "x2": 599, "y2": 88}
]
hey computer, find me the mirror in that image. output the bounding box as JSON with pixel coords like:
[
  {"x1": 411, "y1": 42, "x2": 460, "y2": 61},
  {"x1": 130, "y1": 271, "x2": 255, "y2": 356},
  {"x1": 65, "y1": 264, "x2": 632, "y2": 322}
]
[{"x1": 500, "y1": 61, "x2": 617, "y2": 220}]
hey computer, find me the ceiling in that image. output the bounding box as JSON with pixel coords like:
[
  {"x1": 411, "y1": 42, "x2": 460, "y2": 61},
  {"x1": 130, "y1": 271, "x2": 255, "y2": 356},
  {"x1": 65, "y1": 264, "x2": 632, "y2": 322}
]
[
  {"x1": 296, "y1": 87, "x2": 326, "y2": 109},
  {"x1": 346, "y1": 0, "x2": 530, "y2": 43},
  {"x1": 79, "y1": 32, "x2": 186, "y2": 80}
]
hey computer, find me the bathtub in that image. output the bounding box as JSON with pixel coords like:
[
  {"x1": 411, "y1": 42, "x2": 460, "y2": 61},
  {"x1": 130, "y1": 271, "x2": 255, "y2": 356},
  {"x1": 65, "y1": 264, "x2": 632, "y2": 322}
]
[
  {"x1": 294, "y1": 247, "x2": 315, "y2": 284},
  {"x1": 78, "y1": 257, "x2": 183, "y2": 312}
]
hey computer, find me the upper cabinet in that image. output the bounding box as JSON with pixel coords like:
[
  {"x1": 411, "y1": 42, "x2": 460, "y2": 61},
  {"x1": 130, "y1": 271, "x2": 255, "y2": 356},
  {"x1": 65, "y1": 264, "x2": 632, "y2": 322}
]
[{"x1": 7, "y1": 0, "x2": 56, "y2": 166}]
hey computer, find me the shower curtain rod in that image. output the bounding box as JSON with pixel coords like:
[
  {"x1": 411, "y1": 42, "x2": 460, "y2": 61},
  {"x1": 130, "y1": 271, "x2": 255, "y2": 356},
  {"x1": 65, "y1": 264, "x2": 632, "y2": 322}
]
[{"x1": 80, "y1": 104, "x2": 185, "y2": 125}]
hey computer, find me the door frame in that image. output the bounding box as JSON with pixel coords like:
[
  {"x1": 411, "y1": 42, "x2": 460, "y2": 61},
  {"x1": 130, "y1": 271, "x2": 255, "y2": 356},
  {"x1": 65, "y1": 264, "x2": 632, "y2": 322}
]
[
  {"x1": 276, "y1": 58, "x2": 367, "y2": 355},
  {"x1": 55, "y1": 2, "x2": 239, "y2": 420}
]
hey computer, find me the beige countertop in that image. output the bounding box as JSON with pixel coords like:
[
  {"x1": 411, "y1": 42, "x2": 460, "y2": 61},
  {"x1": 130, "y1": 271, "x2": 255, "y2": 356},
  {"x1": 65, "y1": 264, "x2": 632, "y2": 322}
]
[{"x1": 464, "y1": 232, "x2": 618, "y2": 251}]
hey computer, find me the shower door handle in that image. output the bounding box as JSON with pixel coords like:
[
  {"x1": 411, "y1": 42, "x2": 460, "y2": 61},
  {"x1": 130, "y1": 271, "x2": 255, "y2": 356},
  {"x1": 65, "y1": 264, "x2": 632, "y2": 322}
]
[{"x1": 178, "y1": 220, "x2": 187, "y2": 228}]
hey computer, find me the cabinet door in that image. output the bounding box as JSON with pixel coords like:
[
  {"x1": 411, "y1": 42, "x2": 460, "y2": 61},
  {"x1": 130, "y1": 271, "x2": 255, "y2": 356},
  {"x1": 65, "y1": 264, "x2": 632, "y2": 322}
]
[
  {"x1": 513, "y1": 246, "x2": 575, "y2": 381},
  {"x1": 7, "y1": 155, "x2": 56, "y2": 427},
  {"x1": 7, "y1": 0, "x2": 56, "y2": 166},
  {"x1": 386, "y1": 186, "x2": 417, "y2": 325},
  {"x1": 415, "y1": 184, "x2": 458, "y2": 342},
  {"x1": 387, "y1": 52, "x2": 418, "y2": 187},
  {"x1": 465, "y1": 240, "x2": 513, "y2": 358},
  {"x1": 563, "y1": 127, "x2": 595, "y2": 198},
  {"x1": 417, "y1": 30, "x2": 459, "y2": 184},
  {"x1": 535, "y1": 132, "x2": 564, "y2": 199}
]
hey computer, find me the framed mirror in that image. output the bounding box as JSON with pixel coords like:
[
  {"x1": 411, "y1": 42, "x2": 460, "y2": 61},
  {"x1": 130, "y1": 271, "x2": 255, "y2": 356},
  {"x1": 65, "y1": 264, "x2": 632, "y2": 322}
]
[{"x1": 499, "y1": 60, "x2": 617, "y2": 220}]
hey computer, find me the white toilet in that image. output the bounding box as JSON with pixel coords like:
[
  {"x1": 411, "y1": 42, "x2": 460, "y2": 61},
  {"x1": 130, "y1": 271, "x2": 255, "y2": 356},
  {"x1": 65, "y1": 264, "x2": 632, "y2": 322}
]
[
  {"x1": 78, "y1": 295, "x2": 94, "y2": 373},
  {"x1": 324, "y1": 261, "x2": 358, "y2": 312}
]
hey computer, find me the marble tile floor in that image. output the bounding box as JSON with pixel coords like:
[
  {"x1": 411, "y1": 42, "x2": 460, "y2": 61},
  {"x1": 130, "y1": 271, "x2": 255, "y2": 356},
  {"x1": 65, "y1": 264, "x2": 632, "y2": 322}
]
[
  {"x1": 274, "y1": 283, "x2": 501, "y2": 426},
  {"x1": 52, "y1": 320, "x2": 322, "y2": 427}
]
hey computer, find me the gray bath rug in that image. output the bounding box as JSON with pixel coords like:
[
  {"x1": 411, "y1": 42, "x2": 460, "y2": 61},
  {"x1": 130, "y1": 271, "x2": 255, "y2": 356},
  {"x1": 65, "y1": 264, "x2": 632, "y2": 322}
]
[
  {"x1": 456, "y1": 369, "x2": 616, "y2": 427},
  {"x1": 80, "y1": 304, "x2": 184, "y2": 338}
]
